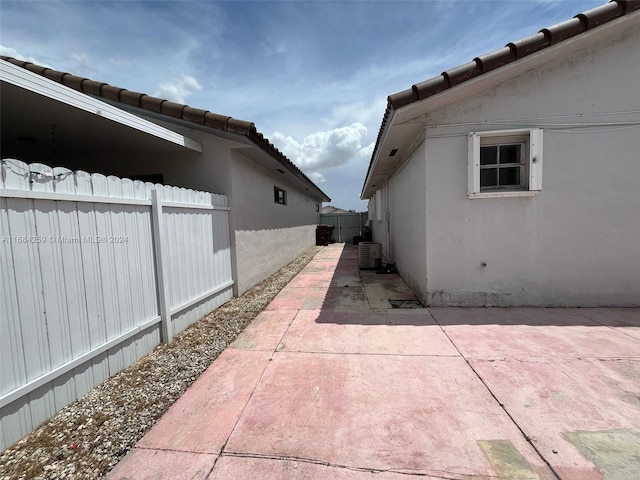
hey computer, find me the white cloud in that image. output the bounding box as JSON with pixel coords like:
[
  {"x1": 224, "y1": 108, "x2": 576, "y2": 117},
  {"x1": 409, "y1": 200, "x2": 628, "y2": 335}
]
[
  {"x1": 272, "y1": 123, "x2": 372, "y2": 180},
  {"x1": 154, "y1": 75, "x2": 203, "y2": 103},
  {"x1": 0, "y1": 45, "x2": 51, "y2": 67},
  {"x1": 310, "y1": 172, "x2": 326, "y2": 183}
]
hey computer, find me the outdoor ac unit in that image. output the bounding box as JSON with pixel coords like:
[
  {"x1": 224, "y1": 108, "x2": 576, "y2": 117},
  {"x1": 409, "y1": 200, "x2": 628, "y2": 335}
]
[{"x1": 359, "y1": 242, "x2": 382, "y2": 269}]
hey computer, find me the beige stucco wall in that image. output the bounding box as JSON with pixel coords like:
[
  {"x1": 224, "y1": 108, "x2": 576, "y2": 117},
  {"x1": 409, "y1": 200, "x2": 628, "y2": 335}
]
[{"x1": 379, "y1": 18, "x2": 640, "y2": 306}]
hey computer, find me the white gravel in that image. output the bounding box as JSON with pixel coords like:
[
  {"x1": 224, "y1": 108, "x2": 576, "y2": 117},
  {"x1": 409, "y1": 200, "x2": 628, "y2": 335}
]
[{"x1": 0, "y1": 246, "x2": 322, "y2": 480}]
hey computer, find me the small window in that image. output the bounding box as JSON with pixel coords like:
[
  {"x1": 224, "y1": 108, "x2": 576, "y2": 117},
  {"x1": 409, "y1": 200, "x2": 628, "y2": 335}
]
[
  {"x1": 468, "y1": 129, "x2": 542, "y2": 198},
  {"x1": 274, "y1": 186, "x2": 287, "y2": 205}
]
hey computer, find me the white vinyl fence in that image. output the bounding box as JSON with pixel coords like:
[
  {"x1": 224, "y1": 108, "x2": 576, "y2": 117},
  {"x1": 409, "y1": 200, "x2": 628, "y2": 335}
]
[{"x1": 0, "y1": 159, "x2": 233, "y2": 450}]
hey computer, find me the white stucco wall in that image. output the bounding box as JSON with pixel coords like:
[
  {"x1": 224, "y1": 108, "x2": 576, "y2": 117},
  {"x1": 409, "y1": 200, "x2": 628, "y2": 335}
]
[
  {"x1": 48, "y1": 133, "x2": 322, "y2": 296},
  {"x1": 384, "y1": 142, "x2": 428, "y2": 303},
  {"x1": 230, "y1": 150, "x2": 321, "y2": 294},
  {"x1": 418, "y1": 21, "x2": 640, "y2": 306}
]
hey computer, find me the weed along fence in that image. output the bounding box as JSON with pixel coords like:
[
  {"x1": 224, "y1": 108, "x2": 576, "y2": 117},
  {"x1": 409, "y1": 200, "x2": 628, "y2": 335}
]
[{"x1": 0, "y1": 159, "x2": 233, "y2": 450}]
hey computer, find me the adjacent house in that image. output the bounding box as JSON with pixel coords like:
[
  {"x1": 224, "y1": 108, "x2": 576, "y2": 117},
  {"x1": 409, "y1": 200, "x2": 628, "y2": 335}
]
[
  {"x1": 1, "y1": 57, "x2": 330, "y2": 295},
  {"x1": 361, "y1": 1, "x2": 640, "y2": 306}
]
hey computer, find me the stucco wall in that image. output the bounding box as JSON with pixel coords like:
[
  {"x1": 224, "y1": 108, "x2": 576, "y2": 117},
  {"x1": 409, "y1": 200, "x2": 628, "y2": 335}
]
[
  {"x1": 45, "y1": 134, "x2": 322, "y2": 295},
  {"x1": 385, "y1": 142, "x2": 428, "y2": 304},
  {"x1": 230, "y1": 150, "x2": 321, "y2": 294},
  {"x1": 418, "y1": 21, "x2": 640, "y2": 306}
]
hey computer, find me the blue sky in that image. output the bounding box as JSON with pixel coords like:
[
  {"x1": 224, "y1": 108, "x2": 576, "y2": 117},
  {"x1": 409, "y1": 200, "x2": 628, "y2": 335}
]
[{"x1": 1, "y1": 0, "x2": 603, "y2": 210}]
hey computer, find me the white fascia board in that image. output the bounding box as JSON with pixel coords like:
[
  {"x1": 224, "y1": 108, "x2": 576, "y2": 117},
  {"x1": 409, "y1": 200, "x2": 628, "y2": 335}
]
[
  {"x1": 362, "y1": 12, "x2": 639, "y2": 198},
  {"x1": 0, "y1": 60, "x2": 202, "y2": 153},
  {"x1": 360, "y1": 109, "x2": 395, "y2": 200}
]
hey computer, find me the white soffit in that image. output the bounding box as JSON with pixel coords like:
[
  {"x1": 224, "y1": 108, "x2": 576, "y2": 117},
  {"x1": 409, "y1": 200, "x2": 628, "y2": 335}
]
[{"x1": 0, "y1": 60, "x2": 203, "y2": 153}]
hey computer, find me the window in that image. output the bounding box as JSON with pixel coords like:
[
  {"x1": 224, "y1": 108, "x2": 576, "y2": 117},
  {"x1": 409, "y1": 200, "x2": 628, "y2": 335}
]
[
  {"x1": 274, "y1": 186, "x2": 287, "y2": 205},
  {"x1": 468, "y1": 129, "x2": 543, "y2": 198}
]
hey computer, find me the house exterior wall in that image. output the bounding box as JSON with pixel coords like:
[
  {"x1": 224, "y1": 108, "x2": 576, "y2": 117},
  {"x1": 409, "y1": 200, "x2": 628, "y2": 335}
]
[
  {"x1": 39, "y1": 133, "x2": 323, "y2": 295},
  {"x1": 417, "y1": 21, "x2": 640, "y2": 306},
  {"x1": 381, "y1": 142, "x2": 428, "y2": 303},
  {"x1": 230, "y1": 150, "x2": 321, "y2": 294},
  {"x1": 370, "y1": 19, "x2": 640, "y2": 306}
]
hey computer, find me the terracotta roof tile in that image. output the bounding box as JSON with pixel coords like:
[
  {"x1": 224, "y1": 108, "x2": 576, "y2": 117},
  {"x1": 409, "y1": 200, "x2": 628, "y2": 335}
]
[
  {"x1": 203, "y1": 111, "x2": 231, "y2": 129},
  {"x1": 181, "y1": 106, "x2": 207, "y2": 124},
  {"x1": 577, "y1": 1, "x2": 625, "y2": 27},
  {"x1": 507, "y1": 31, "x2": 551, "y2": 57},
  {"x1": 414, "y1": 75, "x2": 448, "y2": 100},
  {"x1": 387, "y1": 88, "x2": 417, "y2": 109},
  {"x1": 226, "y1": 117, "x2": 254, "y2": 134},
  {"x1": 42, "y1": 68, "x2": 67, "y2": 83},
  {"x1": 443, "y1": 60, "x2": 482, "y2": 88},
  {"x1": 119, "y1": 89, "x2": 144, "y2": 108},
  {"x1": 0, "y1": 54, "x2": 330, "y2": 201},
  {"x1": 160, "y1": 100, "x2": 186, "y2": 118},
  {"x1": 139, "y1": 95, "x2": 164, "y2": 113},
  {"x1": 391, "y1": 0, "x2": 635, "y2": 114},
  {"x1": 541, "y1": 17, "x2": 586, "y2": 44},
  {"x1": 474, "y1": 46, "x2": 516, "y2": 73},
  {"x1": 364, "y1": 0, "x2": 637, "y2": 198},
  {"x1": 100, "y1": 84, "x2": 124, "y2": 102},
  {"x1": 81, "y1": 79, "x2": 107, "y2": 97}
]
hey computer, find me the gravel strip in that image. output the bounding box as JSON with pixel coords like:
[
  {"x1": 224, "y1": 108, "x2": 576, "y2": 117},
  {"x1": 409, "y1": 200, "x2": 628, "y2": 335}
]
[{"x1": 0, "y1": 246, "x2": 322, "y2": 480}]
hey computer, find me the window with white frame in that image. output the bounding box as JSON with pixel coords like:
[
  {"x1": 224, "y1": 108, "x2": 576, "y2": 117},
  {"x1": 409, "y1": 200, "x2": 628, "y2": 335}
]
[{"x1": 468, "y1": 129, "x2": 543, "y2": 197}]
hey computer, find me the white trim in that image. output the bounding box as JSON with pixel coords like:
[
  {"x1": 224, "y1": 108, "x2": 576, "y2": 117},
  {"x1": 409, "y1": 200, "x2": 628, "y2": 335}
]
[
  {"x1": 0, "y1": 189, "x2": 230, "y2": 210},
  {"x1": 468, "y1": 191, "x2": 537, "y2": 199},
  {"x1": 468, "y1": 128, "x2": 543, "y2": 197},
  {"x1": 0, "y1": 60, "x2": 202, "y2": 153},
  {"x1": 0, "y1": 188, "x2": 151, "y2": 206}
]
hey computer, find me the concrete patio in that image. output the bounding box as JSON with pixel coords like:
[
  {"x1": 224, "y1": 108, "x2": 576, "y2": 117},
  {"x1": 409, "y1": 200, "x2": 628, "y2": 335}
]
[{"x1": 108, "y1": 243, "x2": 640, "y2": 480}]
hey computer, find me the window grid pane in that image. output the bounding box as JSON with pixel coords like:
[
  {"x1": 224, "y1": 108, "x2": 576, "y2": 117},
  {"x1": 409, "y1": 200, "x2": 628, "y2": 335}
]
[{"x1": 479, "y1": 142, "x2": 525, "y2": 190}]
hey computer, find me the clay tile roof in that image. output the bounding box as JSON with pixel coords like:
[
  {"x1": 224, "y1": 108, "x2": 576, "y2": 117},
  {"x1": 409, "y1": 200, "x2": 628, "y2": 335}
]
[
  {"x1": 81, "y1": 79, "x2": 107, "y2": 97},
  {"x1": 139, "y1": 95, "x2": 164, "y2": 113},
  {"x1": 392, "y1": 0, "x2": 637, "y2": 113},
  {"x1": 183, "y1": 106, "x2": 208, "y2": 125},
  {"x1": 364, "y1": 0, "x2": 639, "y2": 198},
  {"x1": 119, "y1": 89, "x2": 144, "y2": 108},
  {"x1": 0, "y1": 55, "x2": 330, "y2": 201},
  {"x1": 506, "y1": 31, "x2": 551, "y2": 57},
  {"x1": 160, "y1": 100, "x2": 186, "y2": 118}
]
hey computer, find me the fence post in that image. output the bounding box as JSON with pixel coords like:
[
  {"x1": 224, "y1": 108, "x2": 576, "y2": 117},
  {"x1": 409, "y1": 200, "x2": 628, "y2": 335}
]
[{"x1": 151, "y1": 189, "x2": 172, "y2": 343}]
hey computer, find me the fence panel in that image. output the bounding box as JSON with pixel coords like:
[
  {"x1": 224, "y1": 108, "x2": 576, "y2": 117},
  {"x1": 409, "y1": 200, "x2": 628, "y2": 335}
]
[
  {"x1": 0, "y1": 159, "x2": 233, "y2": 450},
  {"x1": 319, "y1": 213, "x2": 367, "y2": 243}
]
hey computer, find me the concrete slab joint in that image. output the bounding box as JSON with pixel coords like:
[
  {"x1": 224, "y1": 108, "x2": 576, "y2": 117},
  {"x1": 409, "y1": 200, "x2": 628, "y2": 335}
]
[{"x1": 108, "y1": 244, "x2": 640, "y2": 480}]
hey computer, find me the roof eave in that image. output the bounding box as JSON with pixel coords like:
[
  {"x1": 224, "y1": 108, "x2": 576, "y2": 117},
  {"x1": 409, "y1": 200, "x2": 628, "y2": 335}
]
[{"x1": 362, "y1": 4, "x2": 640, "y2": 199}]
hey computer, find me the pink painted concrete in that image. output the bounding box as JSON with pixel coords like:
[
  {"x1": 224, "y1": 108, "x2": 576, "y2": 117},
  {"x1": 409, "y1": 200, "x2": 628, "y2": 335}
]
[
  {"x1": 280, "y1": 309, "x2": 459, "y2": 356},
  {"x1": 431, "y1": 307, "x2": 640, "y2": 358},
  {"x1": 209, "y1": 456, "x2": 444, "y2": 479},
  {"x1": 265, "y1": 286, "x2": 328, "y2": 310},
  {"x1": 571, "y1": 307, "x2": 640, "y2": 341},
  {"x1": 108, "y1": 244, "x2": 640, "y2": 480},
  {"x1": 108, "y1": 449, "x2": 216, "y2": 480},
  {"x1": 225, "y1": 352, "x2": 555, "y2": 479},
  {"x1": 471, "y1": 357, "x2": 640, "y2": 479},
  {"x1": 136, "y1": 349, "x2": 271, "y2": 454},
  {"x1": 230, "y1": 310, "x2": 297, "y2": 351}
]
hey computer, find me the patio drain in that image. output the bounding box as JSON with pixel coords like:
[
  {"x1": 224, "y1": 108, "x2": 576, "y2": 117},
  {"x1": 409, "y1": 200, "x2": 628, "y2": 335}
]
[{"x1": 389, "y1": 299, "x2": 423, "y2": 309}]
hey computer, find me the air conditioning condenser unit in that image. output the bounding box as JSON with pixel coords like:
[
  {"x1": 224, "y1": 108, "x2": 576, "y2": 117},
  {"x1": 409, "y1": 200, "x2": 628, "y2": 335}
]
[{"x1": 359, "y1": 242, "x2": 382, "y2": 269}]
